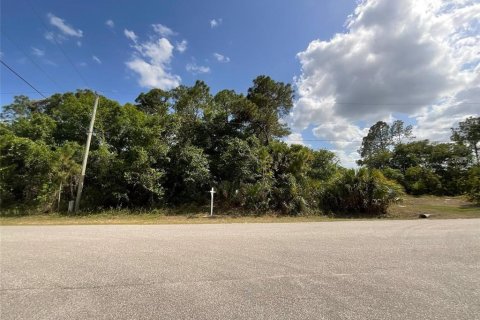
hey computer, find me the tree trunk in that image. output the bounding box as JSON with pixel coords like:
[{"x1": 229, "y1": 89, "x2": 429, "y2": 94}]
[
  {"x1": 475, "y1": 143, "x2": 479, "y2": 165},
  {"x1": 57, "y1": 182, "x2": 62, "y2": 211}
]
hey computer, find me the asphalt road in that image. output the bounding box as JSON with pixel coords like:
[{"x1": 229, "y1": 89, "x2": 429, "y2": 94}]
[{"x1": 1, "y1": 220, "x2": 479, "y2": 320}]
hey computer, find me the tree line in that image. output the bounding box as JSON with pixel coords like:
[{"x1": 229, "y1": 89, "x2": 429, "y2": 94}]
[
  {"x1": 357, "y1": 117, "x2": 479, "y2": 203},
  {"x1": 1, "y1": 75, "x2": 478, "y2": 215}
]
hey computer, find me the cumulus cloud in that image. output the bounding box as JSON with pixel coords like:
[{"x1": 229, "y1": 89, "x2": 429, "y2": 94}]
[
  {"x1": 414, "y1": 69, "x2": 480, "y2": 141},
  {"x1": 92, "y1": 55, "x2": 102, "y2": 64},
  {"x1": 152, "y1": 24, "x2": 176, "y2": 37},
  {"x1": 31, "y1": 47, "x2": 45, "y2": 57},
  {"x1": 47, "y1": 13, "x2": 83, "y2": 38},
  {"x1": 186, "y1": 62, "x2": 210, "y2": 74},
  {"x1": 105, "y1": 19, "x2": 114, "y2": 28},
  {"x1": 213, "y1": 52, "x2": 230, "y2": 63},
  {"x1": 125, "y1": 26, "x2": 180, "y2": 89},
  {"x1": 210, "y1": 18, "x2": 222, "y2": 28},
  {"x1": 176, "y1": 40, "x2": 188, "y2": 53},
  {"x1": 291, "y1": 0, "x2": 480, "y2": 166}
]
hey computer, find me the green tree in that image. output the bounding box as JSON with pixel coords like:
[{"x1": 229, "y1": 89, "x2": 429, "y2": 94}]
[
  {"x1": 390, "y1": 140, "x2": 432, "y2": 174},
  {"x1": 358, "y1": 120, "x2": 414, "y2": 168},
  {"x1": 52, "y1": 142, "x2": 82, "y2": 210},
  {"x1": 245, "y1": 76, "x2": 294, "y2": 145},
  {"x1": 135, "y1": 88, "x2": 171, "y2": 115},
  {"x1": 451, "y1": 116, "x2": 480, "y2": 164},
  {"x1": 11, "y1": 113, "x2": 56, "y2": 144},
  {"x1": 390, "y1": 140, "x2": 472, "y2": 195},
  {"x1": 465, "y1": 165, "x2": 480, "y2": 205},
  {"x1": 165, "y1": 145, "x2": 211, "y2": 203},
  {"x1": 358, "y1": 121, "x2": 392, "y2": 168},
  {"x1": 389, "y1": 120, "x2": 414, "y2": 144},
  {"x1": 0, "y1": 95, "x2": 47, "y2": 122},
  {"x1": 0, "y1": 134, "x2": 57, "y2": 210}
]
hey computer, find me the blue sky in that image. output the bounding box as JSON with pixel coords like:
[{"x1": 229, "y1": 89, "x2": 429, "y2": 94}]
[
  {"x1": 1, "y1": 0, "x2": 355, "y2": 103},
  {"x1": 1, "y1": 0, "x2": 479, "y2": 166}
]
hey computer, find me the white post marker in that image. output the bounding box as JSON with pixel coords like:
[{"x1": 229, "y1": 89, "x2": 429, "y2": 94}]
[{"x1": 209, "y1": 187, "x2": 216, "y2": 216}]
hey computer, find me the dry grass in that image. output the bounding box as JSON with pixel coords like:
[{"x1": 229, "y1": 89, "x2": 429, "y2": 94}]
[
  {"x1": 0, "y1": 212, "x2": 336, "y2": 226},
  {"x1": 1, "y1": 195, "x2": 478, "y2": 225},
  {"x1": 388, "y1": 195, "x2": 479, "y2": 219}
]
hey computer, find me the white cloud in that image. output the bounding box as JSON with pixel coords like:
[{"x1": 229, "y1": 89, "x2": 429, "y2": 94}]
[
  {"x1": 176, "y1": 40, "x2": 188, "y2": 53},
  {"x1": 213, "y1": 52, "x2": 230, "y2": 63},
  {"x1": 125, "y1": 26, "x2": 180, "y2": 89},
  {"x1": 124, "y1": 29, "x2": 138, "y2": 42},
  {"x1": 414, "y1": 68, "x2": 480, "y2": 142},
  {"x1": 210, "y1": 18, "x2": 222, "y2": 28},
  {"x1": 291, "y1": 0, "x2": 480, "y2": 167},
  {"x1": 152, "y1": 24, "x2": 176, "y2": 37},
  {"x1": 186, "y1": 62, "x2": 210, "y2": 74},
  {"x1": 284, "y1": 133, "x2": 308, "y2": 146},
  {"x1": 331, "y1": 149, "x2": 361, "y2": 169},
  {"x1": 92, "y1": 55, "x2": 102, "y2": 64},
  {"x1": 127, "y1": 59, "x2": 181, "y2": 89},
  {"x1": 105, "y1": 19, "x2": 114, "y2": 28},
  {"x1": 47, "y1": 13, "x2": 83, "y2": 38},
  {"x1": 31, "y1": 47, "x2": 45, "y2": 57},
  {"x1": 76, "y1": 41, "x2": 82, "y2": 47}
]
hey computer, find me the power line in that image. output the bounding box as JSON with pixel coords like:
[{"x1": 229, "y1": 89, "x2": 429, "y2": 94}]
[
  {"x1": 1, "y1": 89, "x2": 145, "y2": 97},
  {"x1": 1, "y1": 31, "x2": 64, "y2": 91},
  {"x1": 23, "y1": 0, "x2": 91, "y2": 89},
  {"x1": 1, "y1": 92, "x2": 57, "y2": 95},
  {"x1": 330, "y1": 102, "x2": 480, "y2": 106},
  {"x1": 288, "y1": 139, "x2": 363, "y2": 142},
  {"x1": 286, "y1": 139, "x2": 453, "y2": 143},
  {"x1": 1, "y1": 59, "x2": 47, "y2": 98},
  {"x1": 3, "y1": 89, "x2": 480, "y2": 105}
]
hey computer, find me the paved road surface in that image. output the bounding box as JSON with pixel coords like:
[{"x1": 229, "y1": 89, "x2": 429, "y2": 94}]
[{"x1": 1, "y1": 220, "x2": 479, "y2": 319}]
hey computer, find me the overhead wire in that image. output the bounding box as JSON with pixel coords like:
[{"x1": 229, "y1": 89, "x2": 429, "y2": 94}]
[
  {"x1": 22, "y1": 0, "x2": 91, "y2": 89},
  {"x1": 1, "y1": 59, "x2": 47, "y2": 98},
  {"x1": 1, "y1": 31, "x2": 65, "y2": 91},
  {"x1": 285, "y1": 139, "x2": 454, "y2": 143}
]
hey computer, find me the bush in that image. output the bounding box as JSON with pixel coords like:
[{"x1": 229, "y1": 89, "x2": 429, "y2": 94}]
[
  {"x1": 466, "y1": 165, "x2": 480, "y2": 205},
  {"x1": 381, "y1": 167, "x2": 404, "y2": 184},
  {"x1": 320, "y1": 168, "x2": 403, "y2": 216},
  {"x1": 237, "y1": 182, "x2": 272, "y2": 212},
  {"x1": 404, "y1": 166, "x2": 442, "y2": 195}
]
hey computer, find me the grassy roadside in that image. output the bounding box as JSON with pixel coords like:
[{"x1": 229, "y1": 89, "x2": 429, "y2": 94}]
[
  {"x1": 1, "y1": 196, "x2": 478, "y2": 226},
  {"x1": 388, "y1": 195, "x2": 479, "y2": 219},
  {"x1": 0, "y1": 213, "x2": 337, "y2": 226}
]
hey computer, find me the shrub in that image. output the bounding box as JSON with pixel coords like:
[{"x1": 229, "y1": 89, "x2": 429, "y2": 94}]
[
  {"x1": 381, "y1": 167, "x2": 404, "y2": 184},
  {"x1": 466, "y1": 165, "x2": 480, "y2": 205},
  {"x1": 320, "y1": 168, "x2": 403, "y2": 216},
  {"x1": 404, "y1": 166, "x2": 442, "y2": 195},
  {"x1": 238, "y1": 182, "x2": 272, "y2": 212}
]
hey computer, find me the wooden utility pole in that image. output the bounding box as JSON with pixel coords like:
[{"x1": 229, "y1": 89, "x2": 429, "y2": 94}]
[{"x1": 74, "y1": 94, "x2": 99, "y2": 212}]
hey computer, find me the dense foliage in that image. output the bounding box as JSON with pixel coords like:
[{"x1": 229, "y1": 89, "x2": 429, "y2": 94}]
[
  {"x1": 357, "y1": 117, "x2": 480, "y2": 200},
  {"x1": 1, "y1": 76, "x2": 476, "y2": 215},
  {"x1": 0, "y1": 76, "x2": 342, "y2": 215}
]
